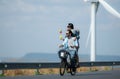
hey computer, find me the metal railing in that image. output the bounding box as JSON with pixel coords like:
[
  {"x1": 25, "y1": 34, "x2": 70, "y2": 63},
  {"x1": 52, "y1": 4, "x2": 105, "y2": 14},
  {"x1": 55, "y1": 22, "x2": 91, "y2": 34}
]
[{"x1": 0, "y1": 61, "x2": 120, "y2": 70}]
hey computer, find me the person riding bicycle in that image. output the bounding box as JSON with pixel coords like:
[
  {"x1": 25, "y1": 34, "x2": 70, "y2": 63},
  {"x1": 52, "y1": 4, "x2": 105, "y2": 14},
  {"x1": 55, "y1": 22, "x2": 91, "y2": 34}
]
[
  {"x1": 59, "y1": 30, "x2": 79, "y2": 67},
  {"x1": 67, "y1": 23, "x2": 80, "y2": 47},
  {"x1": 66, "y1": 23, "x2": 80, "y2": 67}
]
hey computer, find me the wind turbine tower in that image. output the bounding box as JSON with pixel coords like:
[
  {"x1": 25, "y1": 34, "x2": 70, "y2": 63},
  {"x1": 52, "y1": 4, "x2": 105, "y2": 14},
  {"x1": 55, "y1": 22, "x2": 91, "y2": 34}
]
[
  {"x1": 90, "y1": 0, "x2": 99, "y2": 61},
  {"x1": 85, "y1": 0, "x2": 99, "y2": 61},
  {"x1": 84, "y1": 0, "x2": 120, "y2": 61}
]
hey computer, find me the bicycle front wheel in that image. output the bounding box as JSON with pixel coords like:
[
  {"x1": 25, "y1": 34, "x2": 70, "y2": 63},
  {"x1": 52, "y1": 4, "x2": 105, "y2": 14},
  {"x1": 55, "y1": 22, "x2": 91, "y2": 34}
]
[{"x1": 60, "y1": 59, "x2": 66, "y2": 76}]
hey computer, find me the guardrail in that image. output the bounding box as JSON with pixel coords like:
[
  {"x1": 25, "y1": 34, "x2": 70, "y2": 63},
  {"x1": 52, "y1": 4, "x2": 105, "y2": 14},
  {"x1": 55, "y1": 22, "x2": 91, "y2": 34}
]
[{"x1": 0, "y1": 61, "x2": 120, "y2": 70}]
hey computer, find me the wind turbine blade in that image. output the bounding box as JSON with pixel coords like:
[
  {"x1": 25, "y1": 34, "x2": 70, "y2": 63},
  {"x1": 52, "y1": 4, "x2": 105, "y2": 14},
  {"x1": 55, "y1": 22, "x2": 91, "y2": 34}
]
[
  {"x1": 86, "y1": 26, "x2": 91, "y2": 48},
  {"x1": 86, "y1": 2, "x2": 99, "y2": 48},
  {"x1": 99, "y1": 0, "x2": 120, "y2": 18},
  {"x1": 95, "y1": 2, "x2": 99, "y2": 13}
]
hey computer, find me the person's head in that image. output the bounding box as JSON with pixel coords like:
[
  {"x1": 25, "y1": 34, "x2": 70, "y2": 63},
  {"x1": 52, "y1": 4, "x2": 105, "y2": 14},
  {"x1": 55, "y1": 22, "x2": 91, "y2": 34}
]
[
  {"x1": 67, "y1": 23, "x2": 74, "y2": 30},
  {"x1": 66, "y1": 29, "x2": 73, "y2": 38}
]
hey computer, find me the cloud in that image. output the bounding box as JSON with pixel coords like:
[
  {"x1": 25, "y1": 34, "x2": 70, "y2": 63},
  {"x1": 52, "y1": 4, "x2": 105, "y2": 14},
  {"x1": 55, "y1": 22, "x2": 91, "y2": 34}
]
[
  {"x1": 98, "y1": 20, "x2": 120, "y2": 31},
  {"x1": 0, "y1": 0, "x2": 87, "y2": 16},
  {"x1": 0, "y1": 0, "x2": 91, "y2": 33},
  {"x1": 0, "y1": 0, "x2": 37, "y2": 14}
]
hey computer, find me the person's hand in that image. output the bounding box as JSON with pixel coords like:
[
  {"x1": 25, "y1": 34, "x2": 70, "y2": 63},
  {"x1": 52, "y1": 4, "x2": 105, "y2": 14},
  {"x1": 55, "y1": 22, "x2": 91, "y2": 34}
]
[
  {"x1": 59, "y1": 45, "x2": 63, "y2": 48},
  {"x1": 70, "y1": 46, "x2": 74, "y2": 48},
  {"x1": 73, "y1": 37, "x2": 77, "y2": 41}
]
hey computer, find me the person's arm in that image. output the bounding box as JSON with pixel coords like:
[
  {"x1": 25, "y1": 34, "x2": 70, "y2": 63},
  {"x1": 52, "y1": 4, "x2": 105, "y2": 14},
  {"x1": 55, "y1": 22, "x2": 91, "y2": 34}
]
[
  {"x1": 74, "y1": 39, "x2": 79, "y2": 49},
  {"x1": 69, "y1": 38, "x2": 78, "y2": 49},
  {"x1": 59, "y1": 38, "x2": 68, "y2": 48}
]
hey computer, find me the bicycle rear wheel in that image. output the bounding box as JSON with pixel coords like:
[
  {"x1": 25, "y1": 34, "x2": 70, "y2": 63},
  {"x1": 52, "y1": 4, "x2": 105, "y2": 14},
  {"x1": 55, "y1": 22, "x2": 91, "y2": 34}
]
[
  {"x1": 70, "y1": 67, "x2": 76, "y2": 75},
  {"x1": 60, "y1": 59, "x2": 66, "y2": 76},
  {"x1": 70, "y1": 58, "x2": 76, "y2": 75}
]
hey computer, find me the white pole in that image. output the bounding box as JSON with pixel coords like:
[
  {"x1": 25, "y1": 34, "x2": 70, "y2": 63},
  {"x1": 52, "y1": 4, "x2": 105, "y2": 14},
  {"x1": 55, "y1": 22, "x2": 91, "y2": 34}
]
[{"x1": 90, "y1": 2, "x2": 96, "y2": 61}]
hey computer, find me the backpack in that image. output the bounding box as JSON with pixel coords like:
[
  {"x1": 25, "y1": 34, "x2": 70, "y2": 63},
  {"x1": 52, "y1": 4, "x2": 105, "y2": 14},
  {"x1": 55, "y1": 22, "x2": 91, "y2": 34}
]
[{"x1": 72, "y1": 29, "x2": 80, "y2": 40}]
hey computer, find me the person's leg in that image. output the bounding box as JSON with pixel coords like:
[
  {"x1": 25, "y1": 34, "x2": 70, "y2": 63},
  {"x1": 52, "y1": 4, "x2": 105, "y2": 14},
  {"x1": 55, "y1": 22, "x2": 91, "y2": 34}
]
[
  {"x1": 69, "y1": 50, "x2": 75, "y2": 59},
  {"x1": 77, "y1": 41, "x2": 80, "y2": 64},
  {"x1": 75, "y1": 49, "x2": 79, "y2": 67}
]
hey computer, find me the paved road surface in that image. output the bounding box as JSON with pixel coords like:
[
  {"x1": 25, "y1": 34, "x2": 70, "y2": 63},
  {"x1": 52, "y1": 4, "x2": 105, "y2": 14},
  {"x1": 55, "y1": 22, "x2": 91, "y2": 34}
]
[{"x1": 0, "y1": 70, "x2": 120, "y2": 79}]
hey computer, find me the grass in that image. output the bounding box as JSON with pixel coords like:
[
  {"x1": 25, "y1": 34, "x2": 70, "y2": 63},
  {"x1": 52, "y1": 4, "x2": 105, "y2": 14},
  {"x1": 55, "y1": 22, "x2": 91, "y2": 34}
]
[{"x1": 2, "y1": 66, "x2": 113, "y2": 76}]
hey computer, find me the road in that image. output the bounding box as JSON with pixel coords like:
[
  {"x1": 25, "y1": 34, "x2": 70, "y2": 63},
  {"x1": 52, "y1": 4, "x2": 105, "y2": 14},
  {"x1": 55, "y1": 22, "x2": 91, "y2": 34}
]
[{"x1": 0, "y1": 70, "x2": 120, "y2": 79}]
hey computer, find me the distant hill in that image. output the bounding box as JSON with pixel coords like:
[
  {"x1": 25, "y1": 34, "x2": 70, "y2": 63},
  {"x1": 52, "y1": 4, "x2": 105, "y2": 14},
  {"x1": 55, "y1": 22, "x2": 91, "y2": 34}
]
[
  {"x1": 15, "y1": 53, "x2": 120, "y2": 62},
  {"x1": 21, "y1": 53, "x2": 60, "y2": 62},
  {"x1": 19, "y1": 53, "x2": 120, "y2": 62}
]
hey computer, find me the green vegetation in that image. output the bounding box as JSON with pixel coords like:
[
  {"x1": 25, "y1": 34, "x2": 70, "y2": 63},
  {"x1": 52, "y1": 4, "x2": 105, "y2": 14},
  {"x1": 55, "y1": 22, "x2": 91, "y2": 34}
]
[
  {"x1": 0, "y1": 74, "x2": 4, "y2": 77},
  {"x1": 34, "y1": 69, "x2": 40, "y2": 75},
  {"x1": 104, "y1": 66, "x2": 112, "y2": 71}
]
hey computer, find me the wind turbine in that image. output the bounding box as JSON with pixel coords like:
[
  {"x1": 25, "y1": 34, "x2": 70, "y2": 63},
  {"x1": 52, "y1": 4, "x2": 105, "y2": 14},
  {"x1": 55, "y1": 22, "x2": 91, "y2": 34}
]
[{"x1": 84, "y1": 0, "x2": 120, "y2": 61}]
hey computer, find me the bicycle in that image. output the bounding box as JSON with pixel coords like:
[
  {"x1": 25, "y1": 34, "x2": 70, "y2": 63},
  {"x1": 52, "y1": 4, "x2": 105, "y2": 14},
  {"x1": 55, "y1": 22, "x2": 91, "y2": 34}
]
[{"x1": 58, "y1": 49, "x2": 77, "y2": 76}]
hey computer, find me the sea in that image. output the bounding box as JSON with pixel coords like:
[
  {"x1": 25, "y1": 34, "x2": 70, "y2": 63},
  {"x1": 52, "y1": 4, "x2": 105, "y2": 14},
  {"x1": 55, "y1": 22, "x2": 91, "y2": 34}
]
[{"x1": 0, "y1": 53, "x2": 120, "y2": 62}]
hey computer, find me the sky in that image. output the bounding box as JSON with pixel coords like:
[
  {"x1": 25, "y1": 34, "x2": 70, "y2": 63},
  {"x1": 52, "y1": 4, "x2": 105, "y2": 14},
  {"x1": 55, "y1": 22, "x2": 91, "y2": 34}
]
[{"x1": 0, "y1": 0, "x2": 120, "y2": 58}]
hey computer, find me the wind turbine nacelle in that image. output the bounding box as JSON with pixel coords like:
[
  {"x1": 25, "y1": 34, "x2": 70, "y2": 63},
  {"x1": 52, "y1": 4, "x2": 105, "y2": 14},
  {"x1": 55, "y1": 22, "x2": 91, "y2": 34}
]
[{"x1": 84, "y1": 0, "x2": 99, "y2": 2}]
